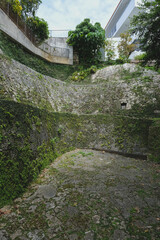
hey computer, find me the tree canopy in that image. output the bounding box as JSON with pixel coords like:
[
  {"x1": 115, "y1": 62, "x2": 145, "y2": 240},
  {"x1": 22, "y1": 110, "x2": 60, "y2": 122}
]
[
  {"x1": 67, "y1": 19, "x2": 105, "y2": 63},
  {"x1": 20, "y1": 0, "x2": 42, "y2": 18},
  {"x1": 6, "y1": 0, "x2": 42, "y2": 17},
  {"x1": 130, "y1": 0, "x2": 160, "y2": 66},
  {"x1": 26, "y1": 16, "x2": 49, "y2": 44},
  {"x1": 117, "y1": 32, "x2": 135, "y2": 61},
  {"x1": 6, "y1": 0, "x2": 22, "y2": 16},
  {"x1": 6, "y1": 0, "x2": 49, "y2": 43}
]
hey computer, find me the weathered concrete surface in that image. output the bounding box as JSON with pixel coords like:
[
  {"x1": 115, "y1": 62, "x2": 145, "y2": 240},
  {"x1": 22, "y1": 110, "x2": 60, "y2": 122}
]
[
  {"x1": 0, "y1": 9, "x2": 73, "y2": 65},
  {"x1": 0, "y1": 149, "x2": 159, "y2": 239},
  {"x1": 39, "y1": 37, "x2": 73, "y2": 63}
]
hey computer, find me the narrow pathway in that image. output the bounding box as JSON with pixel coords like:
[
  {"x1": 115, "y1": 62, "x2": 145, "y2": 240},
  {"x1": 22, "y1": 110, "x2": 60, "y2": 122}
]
[{"x1": 0, "y1": 150, "x2": 160, "y2": 240}]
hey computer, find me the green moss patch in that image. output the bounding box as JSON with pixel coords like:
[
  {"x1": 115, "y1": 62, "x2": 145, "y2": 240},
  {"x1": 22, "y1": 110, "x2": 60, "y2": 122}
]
[
  {"x1": 148, "y1": 119, "x2": 160, "y2": 163},
  {"x1": 0, "y1": 99, "x2": 157, "y2": 207}
]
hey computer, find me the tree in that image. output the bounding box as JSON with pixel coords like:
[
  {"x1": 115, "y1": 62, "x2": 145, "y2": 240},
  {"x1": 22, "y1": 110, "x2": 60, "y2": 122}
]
[
  {"x1": 20, "y1": 0, "x2": 42, "y2": 18},
  {"x1": 130, "y1": 0, "x2": 160, "y2": 66},
  {"x1": 105, "y1": 39, "x2": 115, "y2": 62},
  {"x1": 67, "y1": 18, "x2": 105, "y2": 63},
  {"x1": 7, "y1": 0, "x2": 22, "y2": 16},
  {"x1": 26, "y1": 16, "x2": 49, "y2": 44},
  {"x1": 117, "y1": 32, "x2": 135, "y2": 61}
]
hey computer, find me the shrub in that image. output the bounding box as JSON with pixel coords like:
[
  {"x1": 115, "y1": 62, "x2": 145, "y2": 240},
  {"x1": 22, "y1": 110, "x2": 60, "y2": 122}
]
[
  {"x1": 118, "y1": 32, "x2": 135, "y2": 61},
  {"x1": 70, "y1": 66, "x2": 97, "y2": 81},
  {"x1": 134, "y1": 53, "x2": 147, "y2": 61},
  {"x1": 130, "y1": 0, "x2": 160, "y2": 67},
  {"x1": 26, "y1": 16, "x2": 49, "y2": 44},
  {"x1": 105, "y1": 39, "x2": 116, "y2": 61},
  {"x1": 7, "y1": 0, "x2": 22, "y2": 16}
]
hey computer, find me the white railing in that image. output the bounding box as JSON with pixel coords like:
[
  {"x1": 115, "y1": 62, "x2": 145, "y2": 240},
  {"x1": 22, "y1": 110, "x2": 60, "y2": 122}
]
[{"x1": 49, "y1": 30, "x2": 72, "y2": 38}]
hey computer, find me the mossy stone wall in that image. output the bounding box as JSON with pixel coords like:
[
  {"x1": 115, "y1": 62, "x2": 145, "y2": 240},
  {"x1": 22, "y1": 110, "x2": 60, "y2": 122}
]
[
  {"x1": 0, "y1": 100, "x2": 154, "y2": 207},
  {"x1": 148, "y1": 119, "x2": 160, "y2": 163}
]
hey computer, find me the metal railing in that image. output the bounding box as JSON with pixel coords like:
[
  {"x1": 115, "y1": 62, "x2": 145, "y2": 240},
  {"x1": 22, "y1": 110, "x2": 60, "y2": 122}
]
[
  {"x1": 0, "y1": 0, "x2": 37, "y2": 45},
  {"x1": 49, "y1": 30, "x2": 72, "y2": 38}
]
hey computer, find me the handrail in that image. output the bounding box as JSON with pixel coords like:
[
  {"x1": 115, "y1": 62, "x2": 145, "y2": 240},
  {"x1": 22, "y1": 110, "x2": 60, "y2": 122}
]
[{"x1": 0, "y1": 0, "x2": 37, "y2": 45}]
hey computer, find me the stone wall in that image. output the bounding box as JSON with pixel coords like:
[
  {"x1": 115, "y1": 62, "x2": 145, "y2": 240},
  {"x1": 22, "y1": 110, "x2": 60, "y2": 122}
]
[
  {"x1": 0, "y1": 9, "x2": 73, "y2": 65},
  {"x1": 0, "y1": 99, "x2": 152, "y2": 206},
  {"x1": 148, "y1": 120, "x2": 160, "y2": 163},
  {"x1": 0, "y1": 51, "x2": 160, "y2": 206},
  {"x1": 1, "y1": 54, "x2": 160, "y2": 116}
]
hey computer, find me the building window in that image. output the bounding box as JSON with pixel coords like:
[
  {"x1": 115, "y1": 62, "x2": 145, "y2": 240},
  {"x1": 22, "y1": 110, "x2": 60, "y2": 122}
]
[{"x1": 108, "y1": 25, "x2": 117, "y2": 38}]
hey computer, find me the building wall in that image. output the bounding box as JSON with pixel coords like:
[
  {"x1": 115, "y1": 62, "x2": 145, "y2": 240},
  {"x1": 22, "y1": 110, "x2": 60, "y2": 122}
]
[
  {"x1": 116, "y1": 0, "x2": 135, "y2": 35},
  {"x1": 0, "y1": 9, "x2": 73, "y2": 65},
  {"x1": 105, "y1": 0, "x2": 143, "y2": 38},
  {"x1": 105, "y1": 0, "x2": 131, "y2": 38},
  {"x1": 105, "y1": 0, "x2": 144, "y2": 59}
]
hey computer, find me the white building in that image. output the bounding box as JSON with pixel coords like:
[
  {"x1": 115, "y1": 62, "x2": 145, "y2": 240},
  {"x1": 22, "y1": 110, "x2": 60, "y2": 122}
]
[
  {"x1": 105, "y1": 0, "x2": 142, "y2": 38},
  {"x1": 104, "y1": 0, "x2": 144, "y2": 59}
]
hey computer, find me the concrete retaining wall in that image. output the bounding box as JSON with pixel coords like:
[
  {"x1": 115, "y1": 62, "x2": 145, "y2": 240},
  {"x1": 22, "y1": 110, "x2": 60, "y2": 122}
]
[
  {"x1": 0, "y1": 9, "x2": 73, "y2": 65},
  {"x1": 39, "y1": 38, "x2": 73, "y2": 61}
]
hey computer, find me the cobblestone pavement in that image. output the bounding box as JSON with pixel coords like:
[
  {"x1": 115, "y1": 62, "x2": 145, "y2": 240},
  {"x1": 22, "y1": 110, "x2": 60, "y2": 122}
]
[{"x1": 0, "y1": 149, "x2": 160, "y2": 240}]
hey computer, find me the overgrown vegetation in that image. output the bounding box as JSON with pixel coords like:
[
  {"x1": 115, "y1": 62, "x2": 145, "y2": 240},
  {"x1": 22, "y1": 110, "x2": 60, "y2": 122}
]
[
  {"x1": 6, "y1": 0, "x2": 49, "y2": 43},
  {"x1": 148, "y1": 119, "x2": 160, "y2": 163},
  {"x1": 134, "y1": 53, "x2": 147, "y2": 61},
  {"x1": 7, "y1": 0, "x2": 22, "y2": 16},
  {"x1": 0, "y1": 31, "x2": 118, "y2": 82},
  {"x1": 20, "y1": 0, "x2": 42, "y2": 18},
  {"x1": 70, "y1": 65, "x2": 97, "y2": 81},
  {"x1": 105, "y1": 39, "x2": 116, "y2": 62},
  {"x1": 117, "y1": 32, "x2": 135, "y2": 61},
  {"x1": 130, "y1": 0, "x2": 160, "y2": 67},
  {"x1": 0, "y1": 31, "x2": 78, "y2": 81},
  {"x1": 0, "y1": 97, "x2": 157, "y2": 207},
  {"x1": 0, "y1": 100, "x2": 75, "y2": 207},
  {"x1": 26, "y1": 16, "x2": 49, "y2": 44}
]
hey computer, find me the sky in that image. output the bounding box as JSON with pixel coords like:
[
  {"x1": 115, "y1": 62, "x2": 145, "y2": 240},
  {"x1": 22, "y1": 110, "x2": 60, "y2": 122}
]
[{"x1": 37, "y1": 0, "x2": 119, "y2": 32}]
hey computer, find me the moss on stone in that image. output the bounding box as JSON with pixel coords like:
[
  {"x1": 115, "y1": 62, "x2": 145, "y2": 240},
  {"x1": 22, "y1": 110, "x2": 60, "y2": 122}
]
[{"x1": 148, "y1": 119, "x2": 160, "y2": 163}]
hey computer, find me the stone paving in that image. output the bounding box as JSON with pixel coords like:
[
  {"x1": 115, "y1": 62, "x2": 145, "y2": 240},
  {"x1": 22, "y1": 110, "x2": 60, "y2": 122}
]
[{"x1": 0, "y1": 149, "x2": 160, "y2": 240}]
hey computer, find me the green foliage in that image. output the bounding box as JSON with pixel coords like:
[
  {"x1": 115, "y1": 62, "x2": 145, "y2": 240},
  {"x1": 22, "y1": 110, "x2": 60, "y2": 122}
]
[
  {"x1": 0, "y1": 99, "x2": 157, "y2": 207},
  {"x1": 0, "y1": 31, "x2": 118, "y2": 83},
  {"x1": 78, "y1": 151, "x2": 94, "y2": 157},
  {"x1": 0, "y1": 101, "x2": 59, "y2": 207},
  {"x1": 7, "y1": 0, "x2": 47, "y2": 44},
  {"x1": 105, "y1": 39, "x2": 116, "y2": 62},
  {"x1": 7, "y1": 0, "x2": 22, "y2": 16},
  {"x1": 130, "y1": 0, "x2": 160, "y2": 67},
  {"x1": 71, "y1": 70, "x2": 88, "y2": 81},
  {"x1": 89, "y1": 65, "x2": 97, "y2": 73},
  {"x1": 0, "y1": 31, "x2": 78, "y2": 81},
  {"x1": 145, "y1": 66, "x2": 160, "y2": 74},
  {"x1": 117, "y1": 32, "x2": 135, "y2": 61},
  {"x1": 134, "y1": 53, "x2": 147, "y2": 61},
  {"x1": 26, "y1": 16, "x2": 49, "y2": 44},
  {"x1": 21, "y1": 0, "x2": 42, "y2": 18},
  {"x1": 70, "y1": 65, "x2": 97, "y2": 81},
  {"x1": 148, "y1": 119, "x2": 160, "y2": 163},
  {"x1": 67, "y1": 18, "x2": 105, "y2": 63}
]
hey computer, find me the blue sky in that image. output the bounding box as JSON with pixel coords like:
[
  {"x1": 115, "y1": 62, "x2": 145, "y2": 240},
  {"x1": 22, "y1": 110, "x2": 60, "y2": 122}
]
[{"x1": 37, "y1": 0, "x2": 118, "y2": 31}]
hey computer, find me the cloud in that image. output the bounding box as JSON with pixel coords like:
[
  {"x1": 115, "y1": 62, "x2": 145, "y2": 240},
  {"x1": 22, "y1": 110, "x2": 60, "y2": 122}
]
[{"x1": 37, "y1": 0, "x2": 118, "y2": 31}]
